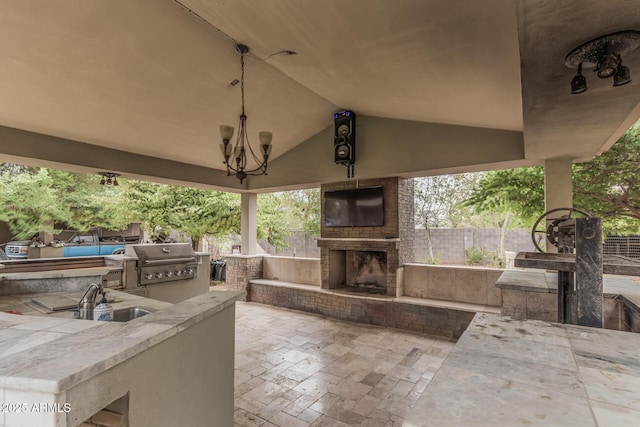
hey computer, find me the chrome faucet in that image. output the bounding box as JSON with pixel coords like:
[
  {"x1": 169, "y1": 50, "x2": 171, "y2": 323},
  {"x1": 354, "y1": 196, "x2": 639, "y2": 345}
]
[{"x1": 77, "y1": 283, "x2": 104, "y2": 320}]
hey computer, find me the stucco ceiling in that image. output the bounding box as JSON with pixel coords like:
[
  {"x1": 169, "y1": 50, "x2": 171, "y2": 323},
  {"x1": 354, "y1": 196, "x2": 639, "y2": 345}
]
[{"x1": 0, "y1": 1, "x2": 638, "y2": 191}]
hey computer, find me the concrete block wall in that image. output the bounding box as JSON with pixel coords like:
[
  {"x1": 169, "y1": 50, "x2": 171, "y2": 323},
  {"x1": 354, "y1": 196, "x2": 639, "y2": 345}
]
[
  {"x1": 257, "y1": 227, "x2": 534, "y2": 262},
  {"x1": 402, "y1": 264, "x2": 503, "y2": 306},
  {"x1": 259, "y1": 231, "x2": 321, "y2": 258},
  {"x1": 414, "y1": 228, "x2": 535, "y2": 264}
]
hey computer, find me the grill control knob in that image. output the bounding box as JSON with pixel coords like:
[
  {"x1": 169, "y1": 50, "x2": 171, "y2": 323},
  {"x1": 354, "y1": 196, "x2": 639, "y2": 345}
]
[
  {"x1": 155, "y1": 272, "x2": 163, "y2": 279},
  {"x1": 175, "y1": 270, "x2": 182, "y2": 276},
  {"x1": 144, "y1": 273, "x2": 153, "y2": 280},
  {"x1": 187, "y1": 268, "x2": 194, "y2": 275},
  {"x1": 165, "y1": 271, "x2": 173, "y2": 278}
]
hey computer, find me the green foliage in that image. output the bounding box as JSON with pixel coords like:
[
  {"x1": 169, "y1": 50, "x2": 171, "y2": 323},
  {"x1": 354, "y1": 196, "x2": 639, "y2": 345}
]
[
  {"x1": 424, "y1": 251, "x2": 443, "y2": 265},
  {"x1": 257, "y1": 193, "x2": 290, "y2": 248},
  {"x1": 0, "y1": 165, "x2": 322, "y2": 249},
  {"x1": 573, "y1": 121, "x2": 640, "y2": 234},
  {"x1": 0, "y1": 168, "x2": 70, "y2": 239},
  {"x1": 284, "y1": 189, "x2": 321, "y2": 235},
  {"x1": 464, "y1": 167, "x2": 544, "y2": 229},
  {"x1": 415, "y1": 173, "x2": 481, "y2": 229},
  {"x1": 121, "y1": 181, "x2": 241, "y2": 244},
  {"x1": 464, "y1": 247, "x2": 484, "y2": 265},
  {"x1": 465, "y1": 120, "x2": 640, "y2": 235}
]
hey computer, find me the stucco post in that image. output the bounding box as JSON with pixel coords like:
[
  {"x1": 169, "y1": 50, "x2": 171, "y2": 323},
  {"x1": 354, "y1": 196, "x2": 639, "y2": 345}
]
[
  {"x1": 544, "y1": 158, "x2": 573, "y2": 253},
  {"x1": 241, "y1": 192, "x2": 257, "y2": 255}
]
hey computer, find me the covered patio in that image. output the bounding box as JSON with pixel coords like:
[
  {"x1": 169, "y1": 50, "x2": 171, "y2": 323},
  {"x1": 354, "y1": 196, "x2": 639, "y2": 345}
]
[
  {"x1": 0, "y1": 1, "x2": 638, "y2": 232},
  {"x1": 1, "y1": 1, "x2": 640, "y2": 426}
]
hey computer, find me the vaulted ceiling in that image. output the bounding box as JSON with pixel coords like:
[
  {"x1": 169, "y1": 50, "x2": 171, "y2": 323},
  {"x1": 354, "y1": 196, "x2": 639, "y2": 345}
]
[{"x1": 0, "y1": 0, "x2": 638, "y2": 192}]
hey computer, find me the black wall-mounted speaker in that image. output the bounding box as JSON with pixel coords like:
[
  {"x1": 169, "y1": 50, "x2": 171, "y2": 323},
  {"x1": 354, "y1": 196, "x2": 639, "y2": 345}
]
[{"x1": 333, "y1": 111, "x2": 356, "y2": 173}]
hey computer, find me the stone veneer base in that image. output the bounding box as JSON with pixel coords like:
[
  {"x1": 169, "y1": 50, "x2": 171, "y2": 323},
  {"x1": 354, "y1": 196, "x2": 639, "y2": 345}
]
[{"x1": 248, "y1": 281, "x2": 476, "y2": 338}]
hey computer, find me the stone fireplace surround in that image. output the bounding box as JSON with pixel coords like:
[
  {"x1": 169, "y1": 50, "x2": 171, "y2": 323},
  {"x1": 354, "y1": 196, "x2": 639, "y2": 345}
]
[
  {"x1": 319, "y1": 177, "x2": 415, "y2": 297},
  {"x1": 317, "y1": 237, "x2": 401, "y2": 295}
]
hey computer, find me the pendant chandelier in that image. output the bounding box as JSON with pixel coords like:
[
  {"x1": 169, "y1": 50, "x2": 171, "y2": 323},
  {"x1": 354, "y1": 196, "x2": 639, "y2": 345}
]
[
  {"x1": 219, "y1": 44, "x2": 272, "y2": 184},
  {"x1": 98, "y1": 172, "x2": 120, "y2": 186}
]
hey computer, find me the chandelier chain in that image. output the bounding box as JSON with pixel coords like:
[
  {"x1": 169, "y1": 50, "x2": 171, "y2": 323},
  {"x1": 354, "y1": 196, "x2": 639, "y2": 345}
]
[{"x1": 240, "y1": 48, "x2": 245, "y2": 117}]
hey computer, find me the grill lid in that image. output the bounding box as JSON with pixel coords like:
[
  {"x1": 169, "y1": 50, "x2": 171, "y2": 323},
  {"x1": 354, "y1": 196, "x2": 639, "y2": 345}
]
[{"x1": 124, "y1": 243, "x2": 196, "y2": 265}]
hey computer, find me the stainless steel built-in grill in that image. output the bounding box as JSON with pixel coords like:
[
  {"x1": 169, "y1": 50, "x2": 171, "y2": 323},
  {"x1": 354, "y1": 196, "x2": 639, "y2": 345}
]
[{"x1": 124, "y1": 243, "x2": 198, "y2": 285}]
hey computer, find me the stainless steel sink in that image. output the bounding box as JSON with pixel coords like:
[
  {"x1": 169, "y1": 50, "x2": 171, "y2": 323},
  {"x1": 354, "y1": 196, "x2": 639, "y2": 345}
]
[{"x1": 112, "y1": 307, "x2": 154, "y2": 322}]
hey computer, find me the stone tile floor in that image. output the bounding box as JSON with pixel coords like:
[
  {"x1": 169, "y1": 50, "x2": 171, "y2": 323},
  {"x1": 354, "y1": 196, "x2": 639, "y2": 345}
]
[{"x1": 234, "y1": 301, "x2": 455, "y2": 426}]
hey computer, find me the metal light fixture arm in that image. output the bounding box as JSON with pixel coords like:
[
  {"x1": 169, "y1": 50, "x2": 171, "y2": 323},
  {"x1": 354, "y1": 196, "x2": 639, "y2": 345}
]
[{"x1": 219, "y1": 44, "x2": 272, "y2": 184}]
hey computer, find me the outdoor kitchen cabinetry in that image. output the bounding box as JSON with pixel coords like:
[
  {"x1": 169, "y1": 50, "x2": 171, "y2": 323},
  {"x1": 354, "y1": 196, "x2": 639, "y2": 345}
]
[{"x1": 0, "y1": 290, "x2": 243, "y2": 427}]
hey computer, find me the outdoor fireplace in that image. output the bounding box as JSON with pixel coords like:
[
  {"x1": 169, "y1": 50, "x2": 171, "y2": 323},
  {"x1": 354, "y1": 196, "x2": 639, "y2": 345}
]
[{"x1": 318, "y1": 177, "x2": 415, "y2": 297}]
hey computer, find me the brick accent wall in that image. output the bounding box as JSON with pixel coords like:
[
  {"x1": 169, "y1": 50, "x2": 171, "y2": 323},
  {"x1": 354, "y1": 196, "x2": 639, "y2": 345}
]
[
  {"x1": 248, "y1": 283, "x2": 474, "y2": 338},
  {"x1": 225, "y1": 255, "x2": 263, "y2": 293},
  {"x1": 398, "y1": 178, "x2": 415, "y2": 266}
]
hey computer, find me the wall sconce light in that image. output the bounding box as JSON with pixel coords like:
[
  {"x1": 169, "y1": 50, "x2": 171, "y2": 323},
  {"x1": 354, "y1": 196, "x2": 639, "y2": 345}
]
[
  {"x1": 565, "y1": 30, "x2": 640, "y2": 94},
  {"x1": 98, "y1": 172, "x2": 120, "y2": 186}
]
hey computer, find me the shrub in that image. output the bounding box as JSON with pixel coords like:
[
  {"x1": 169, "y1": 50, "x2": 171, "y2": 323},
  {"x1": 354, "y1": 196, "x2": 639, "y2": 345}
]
[{"x1": 464, "y1": 247, "x2": 484, "y2": 265}]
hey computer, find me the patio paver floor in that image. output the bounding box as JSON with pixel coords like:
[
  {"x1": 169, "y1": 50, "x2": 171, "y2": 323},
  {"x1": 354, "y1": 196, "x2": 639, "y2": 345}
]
[{"x1": 234, "y1": 301, "x2": 455, "y2": 426}]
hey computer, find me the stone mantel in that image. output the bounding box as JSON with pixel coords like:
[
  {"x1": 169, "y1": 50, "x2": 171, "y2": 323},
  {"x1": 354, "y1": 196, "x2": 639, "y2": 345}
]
[{"x1": 316, "y1": 237, "x2": 401, "y2": 251}]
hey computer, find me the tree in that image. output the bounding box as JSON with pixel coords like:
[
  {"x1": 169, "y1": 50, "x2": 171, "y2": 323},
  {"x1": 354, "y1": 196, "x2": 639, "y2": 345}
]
[
  {"x1": 573, "y1": 121, "x2": 640, "y2": 233},
  {"x1": 257, "y1": 193, "x2": 291, "y2": 249},
  {"x1": 121, "y1": 181, "x2": 241, "y2": 249},
  {"x1": 465, "y1": 120, "x2": 640, "y2": 235},
  {"x1": 276, "y1": 189, "x2": 321, "y2": 235},
  {"x1": 0, "y1": 168, "x2": 135, "y2": 239},
  {"x1": 0, "y1": 164, "x2": 320, "y2": 251},
  {"x1": 0, "y1": 168, "x2": 71, "y2": 239},
  {"x1": 415, "y1": 174, "x2": 481, "y2": 263}
]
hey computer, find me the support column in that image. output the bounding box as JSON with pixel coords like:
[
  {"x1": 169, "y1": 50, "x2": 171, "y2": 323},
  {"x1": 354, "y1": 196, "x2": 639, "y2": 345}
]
[
  {"x1": 544, "y1": 158, "x2": 573, "y2": 212},
  {"x1": 545, "y1": 159, "x2": 574, "y2": 323},
  {"x1": 544, "y1": 158, "x2": 573, "y2": 255},
  {"x1": 241, "y1": 192, "x2": 257, "y2": 255}
]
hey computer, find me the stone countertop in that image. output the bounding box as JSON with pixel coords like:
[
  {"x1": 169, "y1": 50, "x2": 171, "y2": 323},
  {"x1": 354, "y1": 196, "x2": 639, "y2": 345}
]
[
  {"x1": 0, "y1": 266, "x2": 110, "y2": 281},
  {"x1": 496, "y1": 269, "x2": 640, "y2": 307},
  {"x1": 0, "y1": 289, "x2": 244, "y2": 394},
  {"x1": 405, "y1": 312, "x2": 640, "y2": 426}
]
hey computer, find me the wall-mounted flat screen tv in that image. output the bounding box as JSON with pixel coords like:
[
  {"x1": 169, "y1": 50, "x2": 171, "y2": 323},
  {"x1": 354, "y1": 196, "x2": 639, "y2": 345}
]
[{"x1": 324, "y1": 186, "x2": 384, "y2": 227}]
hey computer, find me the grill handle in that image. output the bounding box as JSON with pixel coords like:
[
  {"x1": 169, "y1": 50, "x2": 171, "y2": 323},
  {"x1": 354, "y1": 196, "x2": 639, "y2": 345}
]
[{"x1": 143, "y1": 257, "x2": 197, "y2": 265}]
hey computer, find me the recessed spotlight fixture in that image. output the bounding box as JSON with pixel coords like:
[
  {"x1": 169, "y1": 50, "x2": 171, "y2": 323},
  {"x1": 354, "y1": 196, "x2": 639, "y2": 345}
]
[{"x1": 564, "y1": 30, "x2": 640, "y2": 94}]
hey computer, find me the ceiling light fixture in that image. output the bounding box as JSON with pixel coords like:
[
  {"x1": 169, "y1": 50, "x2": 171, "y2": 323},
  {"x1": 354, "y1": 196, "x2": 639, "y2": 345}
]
[
  {"x1": 219, "y1": 44, "x2": 272, "y2": 184},
  {"x1": 565, "y1": 30, "x2": 640, "y2": 95},
  {"x1": 98, "y1": 172, "x2": 120, "y2": 186}
]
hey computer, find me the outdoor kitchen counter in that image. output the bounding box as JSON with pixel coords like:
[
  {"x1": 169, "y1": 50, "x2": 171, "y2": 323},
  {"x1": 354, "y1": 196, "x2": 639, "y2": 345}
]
[{"x1": 0, "y1": 288, "x2": 243, "y2": 393}]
